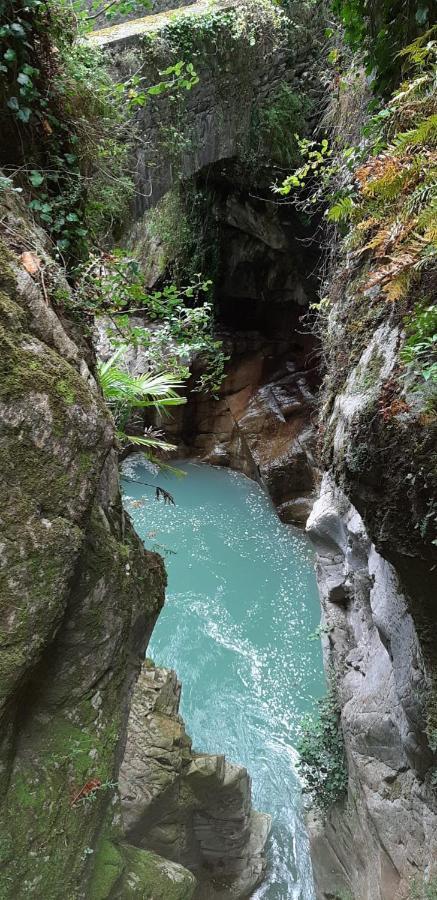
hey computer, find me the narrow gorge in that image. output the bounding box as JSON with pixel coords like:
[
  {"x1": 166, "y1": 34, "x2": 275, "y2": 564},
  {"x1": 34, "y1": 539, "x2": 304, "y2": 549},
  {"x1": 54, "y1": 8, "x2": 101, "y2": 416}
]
[{"x1": 0, "y1": 0, "x2": 436, "y2": 898}]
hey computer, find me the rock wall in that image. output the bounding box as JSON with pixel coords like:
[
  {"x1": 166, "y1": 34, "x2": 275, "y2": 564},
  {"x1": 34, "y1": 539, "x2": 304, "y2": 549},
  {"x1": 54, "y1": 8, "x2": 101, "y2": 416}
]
[
  {"x1": 164, "y1": 180, "x2": 320, "y2": 525},
  {"x1": 307, "y1": 476, "x2": 437, "y2": 900},
  {"x1": 120, "y1": 663, "x2": 271, "y2": 899},
  {"x1": 0, "y1": 189, "x2": 180, "y2": 898},
  {"x1": 304, "y1": 202, "x2": 437, "y2": 896},
  {"x1": 161, "y1": 330, "x2": 319, "y2": 526}
]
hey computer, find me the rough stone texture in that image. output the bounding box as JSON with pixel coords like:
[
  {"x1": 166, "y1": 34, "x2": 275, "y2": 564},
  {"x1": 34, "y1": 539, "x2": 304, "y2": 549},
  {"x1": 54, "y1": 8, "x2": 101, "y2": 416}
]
[
  {"x1": 306, "y1": 476, "x2": 437, "y2": 900},
  {"x1": 170, "y1": 335, "x2": 318, "y2": 526},
  {"x1": 120, "y1": 663, "x2": 271, "y2": 899},
  {"x1": 0, "y1": 188, "x2": 199, "y2": 899},
  {"x1": 96, "y1": 320, "x2": 319, "y2": 526},
  {"x1": 89, "y1": 0, "x2": 321, "y2": 214},
  {"x1": 90, "y1": 0, "x2": 196, "y2": 29},
  {"x1": 300, "y1": 129, "x2": 437, "y2": 895}
]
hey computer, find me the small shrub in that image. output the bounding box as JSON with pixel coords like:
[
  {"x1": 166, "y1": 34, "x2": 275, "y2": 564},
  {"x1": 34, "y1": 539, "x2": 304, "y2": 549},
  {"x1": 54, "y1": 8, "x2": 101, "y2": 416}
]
[
  {"x1": 409, "y1": 876, "x2": 437, "y2": 900},
  {"x1": 74, "y1": 253, "x2": 228, "y2": 397},
  {"x1": 401, "y1": 303, "x2": 437, "y2": 387},
  {"x1": 297, "y1": 685, "x2": 348, "y2": 814},
  {"x1": 247, "y1": 83, "x2": 312, "y2": 169}
]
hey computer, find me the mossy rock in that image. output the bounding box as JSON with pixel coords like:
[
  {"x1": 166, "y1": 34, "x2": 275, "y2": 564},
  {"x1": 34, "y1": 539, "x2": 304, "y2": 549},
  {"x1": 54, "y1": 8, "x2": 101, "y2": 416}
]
[{"x1": 90, "y1": 840, "x2": 197, "y2": 899}]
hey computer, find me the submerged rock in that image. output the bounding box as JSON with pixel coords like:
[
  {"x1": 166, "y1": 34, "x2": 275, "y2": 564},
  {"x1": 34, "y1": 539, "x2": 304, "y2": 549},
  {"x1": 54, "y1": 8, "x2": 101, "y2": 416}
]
[{"x1": 120, "y1": 663, "x2": 271, "y2": 898}]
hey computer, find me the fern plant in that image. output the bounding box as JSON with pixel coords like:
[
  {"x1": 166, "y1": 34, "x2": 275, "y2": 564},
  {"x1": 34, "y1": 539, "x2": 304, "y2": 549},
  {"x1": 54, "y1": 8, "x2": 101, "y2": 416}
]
[{"x1": 98, "y1": 349, "x2": 186, "y2": 453}]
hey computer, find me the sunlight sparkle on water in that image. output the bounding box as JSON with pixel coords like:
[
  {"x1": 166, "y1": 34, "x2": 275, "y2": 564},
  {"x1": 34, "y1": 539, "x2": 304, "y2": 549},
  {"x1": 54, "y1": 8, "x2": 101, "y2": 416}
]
[{"x1": 122, "y1": 457, "x2": 325, "y2": 900}]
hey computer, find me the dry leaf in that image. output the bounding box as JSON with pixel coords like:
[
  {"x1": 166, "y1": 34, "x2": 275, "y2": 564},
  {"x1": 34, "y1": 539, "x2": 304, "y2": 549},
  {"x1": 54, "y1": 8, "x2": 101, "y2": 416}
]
[{"x1": 21, "y1": 251, "x2": 41, "y2": 275}]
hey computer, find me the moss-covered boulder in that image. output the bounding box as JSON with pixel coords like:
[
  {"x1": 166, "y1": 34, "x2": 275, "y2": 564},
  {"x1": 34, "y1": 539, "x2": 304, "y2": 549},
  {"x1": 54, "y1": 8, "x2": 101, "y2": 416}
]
[{"x1": 89, "y1": 840, "x2": 196, "y2": 899}]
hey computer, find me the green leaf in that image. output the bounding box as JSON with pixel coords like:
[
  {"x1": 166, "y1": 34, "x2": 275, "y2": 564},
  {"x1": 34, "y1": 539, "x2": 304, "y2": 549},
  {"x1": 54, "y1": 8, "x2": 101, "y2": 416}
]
[
  {"x1": 10, "y1": 22, "x2": 26, "y2": 37},
  {"x1": 415, "y1": 6, "x2": 429, "y2": 24},
  {"x1": 17, "y1": 107, "x2": 31, "y2": 123},
  {"x1": 29, "y1": 170, "x2": 44, "y2": 187}
]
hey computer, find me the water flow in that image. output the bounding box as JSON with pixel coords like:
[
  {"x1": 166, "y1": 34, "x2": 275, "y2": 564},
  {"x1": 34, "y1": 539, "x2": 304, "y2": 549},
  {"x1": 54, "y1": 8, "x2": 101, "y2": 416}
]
[{"x1": 122, "y1": 457, "x2": 325, "y2": 899}]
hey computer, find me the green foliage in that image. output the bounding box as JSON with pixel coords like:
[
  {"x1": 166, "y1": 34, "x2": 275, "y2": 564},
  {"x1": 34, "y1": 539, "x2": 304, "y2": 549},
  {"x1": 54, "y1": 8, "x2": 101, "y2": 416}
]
[
  {"x1": 276, "y1": 137, "x2": 334, "y2": 193},
  {"x1": 274, "y1": 136, "x2": 357, "y2": 225},
  {"x1": 154, "y1": 0, "x2": 283, "y2": 67},
  {"x1": 247, "y1": 84, "x2": 311, "y2": 170},
  {"x1": 326, "y1": 196, "x2": 356, "y2": 222},
  {"x1": 0, "y1": 0, "x2": 201, "y2": 258},
  {"x1": 0, "y1": 0, "x2": 90, "y2": 256},
  {"x1": 297, "y1": 685, "x2": 348, "y2": 814},
  {"x1": 148, "y1": 183, "x2": 220, "y2": 286},
  {"x1": 402, "y1": 304, "x2": 437, "y2": 386},
  {"x1": 332, "y1": 0, "x2": 432, "y2": 94},
  {"x1": 98, "y1": 350, "x2": 186, "y2": 452},
  {"x1": 408, "y1": 877, "x2": 437, "y2": 900},
  {"x1": 74, "y1": 254, "x2": 228, "y2": 397},
  {"x1": 0, "y1": 0, "x2": 139, "y2": 255},
  {"x1": 276, "y1": 32, "x2": 437, "y2": 336},
  {"x1": 117, "y1": 59, "x2": 199, "y2": 111},
  {"x1": 66, "y1": 0, "x2": 152, "y2": 29}
]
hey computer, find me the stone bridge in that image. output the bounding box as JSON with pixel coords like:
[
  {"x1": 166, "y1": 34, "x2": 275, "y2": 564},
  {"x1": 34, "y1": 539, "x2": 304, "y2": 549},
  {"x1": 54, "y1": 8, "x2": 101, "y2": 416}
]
[{"x1": 89, "y1": 0, "x2": 319, "y2": 215}]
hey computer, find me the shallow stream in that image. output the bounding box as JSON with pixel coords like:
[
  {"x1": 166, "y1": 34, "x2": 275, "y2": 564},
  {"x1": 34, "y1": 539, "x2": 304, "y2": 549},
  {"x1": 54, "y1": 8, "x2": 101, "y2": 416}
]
[{"x1": 122, "y1": 457, "x2": 324, "y2": 899}]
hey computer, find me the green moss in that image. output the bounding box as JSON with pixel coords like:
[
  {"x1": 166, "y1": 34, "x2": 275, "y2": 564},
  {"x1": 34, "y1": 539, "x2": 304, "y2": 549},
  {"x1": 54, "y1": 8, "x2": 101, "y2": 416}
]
[
  {"x1": 56, "y1": 378, "x2": 76, "y2": 405},
  {"x1": 78, "y1": 450, "x2": 94, "y2": 474},
  {"x1": 89, "y1": 840, "x2": 197, "y2": 900},
  {"x1": 0, "y1": 328, "x2": 92, "y2": 417},
  {"x1": 147, "y1": 182, "x2": 220, "y2": 286},
  {"x1": 243, "y1": 82, "x2": 312, "y2": 171},
  {"x1": 0, "y1": 238, "x2": 18, "y2": 294},
  {"x1": 0, "y1": 289, "x2": 28, "y2": 327},
  {"x1": 89, "y1": 837, "x2": 125, "y2": 899},
  {"x1": 117, "y1": 845, "x2": 196, "y2": 899},
  {"x1": 13, "y1": 775, "x2": 46, "y2": 810}
]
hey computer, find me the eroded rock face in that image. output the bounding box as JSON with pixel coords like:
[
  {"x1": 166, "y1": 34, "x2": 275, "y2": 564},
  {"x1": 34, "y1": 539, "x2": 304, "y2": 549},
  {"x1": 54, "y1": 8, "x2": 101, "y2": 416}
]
[
  {"x1": 306, "y1": 477, "x2": 437, "y2": 900},
  {"x1": 172, "y1": 340, "x2": 319, "y2": 526},
  {"x1": 120, "y1": 663, "x2": 271, "y2": 899},
  {"x1": 0, "y1": 191, "x2": 197, "y2": 899}
]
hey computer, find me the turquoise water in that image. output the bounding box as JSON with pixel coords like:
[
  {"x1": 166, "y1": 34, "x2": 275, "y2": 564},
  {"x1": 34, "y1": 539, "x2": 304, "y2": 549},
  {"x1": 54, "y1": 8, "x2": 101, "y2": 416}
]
[{"x1": 121, "y1": 457, "x2": 324, "y2": 900}]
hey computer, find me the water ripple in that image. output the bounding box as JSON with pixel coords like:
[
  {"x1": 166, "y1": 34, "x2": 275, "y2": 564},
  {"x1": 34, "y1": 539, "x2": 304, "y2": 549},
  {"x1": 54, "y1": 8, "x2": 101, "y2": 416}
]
[{"x1": 122, "y1": 457, "x2": 324, "y2": 899}]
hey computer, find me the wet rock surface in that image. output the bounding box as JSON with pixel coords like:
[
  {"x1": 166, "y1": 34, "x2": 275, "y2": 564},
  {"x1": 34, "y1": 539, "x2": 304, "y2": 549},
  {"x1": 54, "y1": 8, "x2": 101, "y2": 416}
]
[
  {"x1": 120, "y1": 663, "x2": 271, "y2": 899},
  {"x1": 166, "y1": 335, "x2": 319, "y2": 527}
]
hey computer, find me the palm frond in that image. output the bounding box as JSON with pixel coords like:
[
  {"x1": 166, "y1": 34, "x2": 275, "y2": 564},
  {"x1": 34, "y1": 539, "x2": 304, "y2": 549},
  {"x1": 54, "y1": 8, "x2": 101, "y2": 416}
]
[
  {"x1": 97, "y1": 352, "x2": 187, "y2": 467},
  {"x1": 117, "y1": 431, "x2": 176, "y2": 451},
  {"x1": 97, "y1": 353, "x2": 187, "y2": 409}
]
